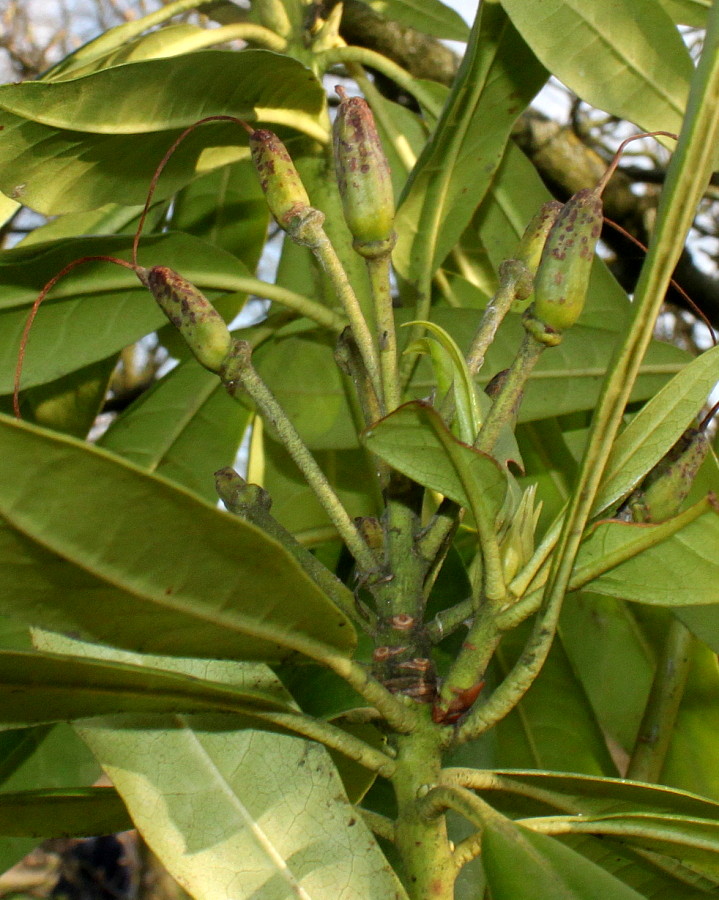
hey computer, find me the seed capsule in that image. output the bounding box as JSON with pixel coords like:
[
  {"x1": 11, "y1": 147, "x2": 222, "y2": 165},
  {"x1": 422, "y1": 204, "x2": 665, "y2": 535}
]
[
  {"x1": 524, "y1": 188, "x2": 603, "y2": 341},
  {"x1": 144, "y1": 266, "x2": 231, "y2": 373},
  {"x1": 513, "y1": 200, "x2": 564, "y2": 301},
  {"x1": 629, "y1": 427, "x2": 710, "y2": 523},
  {"x1": 249, "y1": 129, "x2": 312, "y2": 230},
  {"x1": 333, "y1": 87, "x2": 395, "y2": 258}
]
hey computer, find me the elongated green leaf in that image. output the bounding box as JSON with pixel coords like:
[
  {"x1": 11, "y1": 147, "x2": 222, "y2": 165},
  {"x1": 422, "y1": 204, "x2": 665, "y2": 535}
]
[
  {"x1": 500, "y1": 0, "x2": 693, "y2": 136},
  {"x1": 594, "y1": 344, "x2": 719, "y2": 514},
  {"x1": 365, "y1": 0, "x2": 469, "y2": 41},
  {"x1": 658, "y1": 0, "x2": 711, "y2": 26},
  {"x1": 481, "y1": 769, "x2": 719, "y2": 819},
  {"x1": 559, "y1": 593, "x2": 652, "y2": 751},
  {"x1": 79, "y1": 725, "x2": 408, "y2": 900},
  {"x1": 661, "y1": 642, "x2": 719, "y2": 803},
  {"x1": 0, "y1": 232, "x2": 251, "y2": 395},
  {"x1": 546, "y1": 810, "x2": 719, "y2": 880},
  {"x1": 482, "y1": 813, "x2": 645, "y2": 899},
  {"x1": 0, "y1": 414, "x2": 356, "y2": 661},
  {"x1": 98, "y1": 359, "x2": 250, "y2": 504},
  {"x1": 363, "y1": 401, "x2": 508, "y2": 520},
  {"x1": 0, "y1": 649, "x2": 296, "y2": 729},
  {"x1": 0, "y1": 51, "x2": 324, "y2": 135},
  {"x1": 490, "y1": 623, "x2": 618, "y2": 775},
  {"x1": 0, "y1": 787, "x2": 130, "y2": 838},
  {"x1": 0, "y1": 51, "x2": 326, "y2": 214},
  {"x1": 0, "y1": 723, "x2": 102, "y2": 873},
  {"x1": 572, "y1": 497, "x2": 715, "y2": 593},
  {"x1": 584, "y1": 504, "x2": 719, "y2": 606},
  {"x1": 394, "y1": 3, "x2": 547, "y2": 282}
]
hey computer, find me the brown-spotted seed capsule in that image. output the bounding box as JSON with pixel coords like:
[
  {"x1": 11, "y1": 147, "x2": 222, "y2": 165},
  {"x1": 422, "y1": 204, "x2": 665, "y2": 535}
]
[
  {"x1": 145, "y1": 266, "x2": 232, "y2": 373},
  {"x1": 524, "y1": 188, "x2": 603, "y2": 341},
  {"x1": 249, "y1": 129, "x2": 312, "y2": 230},
  {"x1": 333, "y1": 87, "x2": 395, "y2": 258}
]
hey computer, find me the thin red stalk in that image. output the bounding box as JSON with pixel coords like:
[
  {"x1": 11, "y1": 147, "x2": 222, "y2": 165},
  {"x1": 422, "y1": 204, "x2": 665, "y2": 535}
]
[
  {"x1": 603, "y1": 216, "x2": 716, "y2": 345},
  {"x1": 13, "y1": 255, "x2": 139, "y2": 418},
  {"x1": 595, "y1": 131, "x2": 678, "y2": 196},
  {"x1": 132, "y1": 114, "x2": 252, "y2": 266}
]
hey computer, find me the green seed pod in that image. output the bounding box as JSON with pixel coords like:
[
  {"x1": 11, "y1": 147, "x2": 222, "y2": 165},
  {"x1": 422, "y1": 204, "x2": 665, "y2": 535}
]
[
  {"x1": 333, "y1": 88, "x2": 395, "y2": 258},
  {"x1": 145, "y1": 266, "x2": 232, "y2": 373},
  {"x1": 629, "y1": 427, "x2": 710, "y2": 523},
  {"x1": 525, "y1": 188, "x2": 603, "y2": 341},
  {"x1": 513, "y1": 200, "x2": 564, "y2": 301},
  {"x1": 249, "y1": 129, "x2": 312, "y2": 230}
]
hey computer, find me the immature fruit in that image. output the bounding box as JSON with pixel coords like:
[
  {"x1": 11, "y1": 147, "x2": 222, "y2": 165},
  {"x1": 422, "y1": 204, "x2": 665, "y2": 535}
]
[
  {"x1": 524, "y1": 188, "x2": 603, "y2": 341},
  {"x1": 513, "y1": 200, "x2": 564, "y2": 301},
  {"x1": 629, "y1": 427, "x2": 710, "y2": 523},
  {"x1": 144, "y1": 266, "x2": 231, "y2": 373},
  {"x1": 249, "y1": 129, "x2": 312, "y2": 230},
  {"x1": 333, "y1": 88, "x2": 395, "y2": 258}
]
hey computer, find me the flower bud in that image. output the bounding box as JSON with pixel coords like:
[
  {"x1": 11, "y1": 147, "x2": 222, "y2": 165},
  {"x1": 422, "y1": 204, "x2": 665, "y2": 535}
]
[
  {"x1": 144, "y1": 266, "x2": 231, "y2": 373},
  {"x1": 333, "y1": 87, "x2": 395, "y2": 258},
  {"x1": 524, "y1": 188, "x2": 603, "y2": 341},
  {"x1": 249, "y1": 129, "x2": 312, "y2": 230}
]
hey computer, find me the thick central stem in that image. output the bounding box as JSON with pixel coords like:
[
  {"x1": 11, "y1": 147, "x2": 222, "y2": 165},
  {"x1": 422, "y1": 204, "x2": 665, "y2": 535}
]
[{"x1": 392, "y1": 723, "x2": 456, "y2": 899}]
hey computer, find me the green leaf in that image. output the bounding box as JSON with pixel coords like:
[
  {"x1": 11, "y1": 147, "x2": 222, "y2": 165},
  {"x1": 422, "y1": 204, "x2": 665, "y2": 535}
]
[
  {"x1": 658, "y1": 0, "x2": 711, "y2": 26},
  {"x1": 365, "y1": 0, "x2": 470, "y2": 41},
  {"x1": 0, "y1": 649, "x2": 296, "y2": 729},
  {"x1": 559, "y1": 593, "x2": 653, "y2": 751},
  {"x1": 0, "y1": 51, "x2": 326, "y2": 214},
  {"x1": 0, "y1": 723, "x2": 102, "y2": 873},
  {"x1": 98, "y1": 359, "x2": 250, "y2": 504},
  {"x1": 583, "y1": 503, "x2": 719, "y2": 606},
  {"x1": 0, "y1": 232, "x2": 252, "y2": 395},
  {"x1": 169, "y1": 158, "x2": 269, "y2": 270},
  {"x1": 500, "y1": 0, "x2": 693, "y2": 136},
  {"x1": 0, "y1": 787, "x2": 130, "y2": 838},
  {"x1": 257, "y1": 433, "x2": 380, "y2": 538},
  {"x1": 572, "y1": 497, "x2": 716, "y2": 595},
  {"x1": 0, "y1": 356, "x2": 116, "y2": 439},
  {"x1": 0, "y1": 414, "x2": 356, "y2": 662},
  {"x1": 403, "y1": 319, "x2": 483, "y2": 444},
  {"x1": 490, "y1": 623, "x2": 618, "y2": 775},
  {"x1": 661, "y1": 642, "x2": 719, "y2": 803},
  {"x1": 362, "y1": 401, "x2": 509, "y2": 521},
  {"x1": 394, "y1": 3, "x2": 547, "y2": 283},
  {"x1": 481, "y1": 813, "x2": 645, "y2": 899},
  {"x1": 79, "y1": 725, "x2": 408, "y2": 900},
  {"x1": 253, "y1": 332, "x2": 359, "y2": 450},
  {"x1": 594, "y1": 344, "x2": 719, "y2": 514}
]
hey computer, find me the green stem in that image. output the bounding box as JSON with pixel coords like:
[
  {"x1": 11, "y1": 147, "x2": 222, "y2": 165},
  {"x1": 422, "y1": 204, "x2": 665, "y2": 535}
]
[
  {"x1": 215, "y1": 468, "x2": 373, "y2": 629},
  {"x1": 426, "y1": 597, "x2": 474, "y2": 644},
  {"x1": 359, "y1": 808, "x2": 397, "y2": 843},
  {"x1": 475, "y1": 331, "x2": 545, "y2": 456},
  {"x1": 221, "y1": 340, "x2": 378, "y2": 573},
  {"x1": 626, "y1": 618, "x2": 694, "y2": 783},
  {"x1": 392, "y1": 725, "x2": 456, "y2": 899},
  {"x1": 258, "y1": 710, "x2": 396, "y2": 775},
  {"x1": 367, "y1": 254, "x2": 401, "y2": 411},
  {"x1": 417, "y1": 783, "x2": 495, "y2": 832},
  {"x1": 302, "y1": 222, "x2": 384, "y2": 407},
  {"x1": 466, "y1": 260, "x2": 526, "y2": 377},
  {"x1": 318, "y1": 47, "x2": 444, "y2": 118}
]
